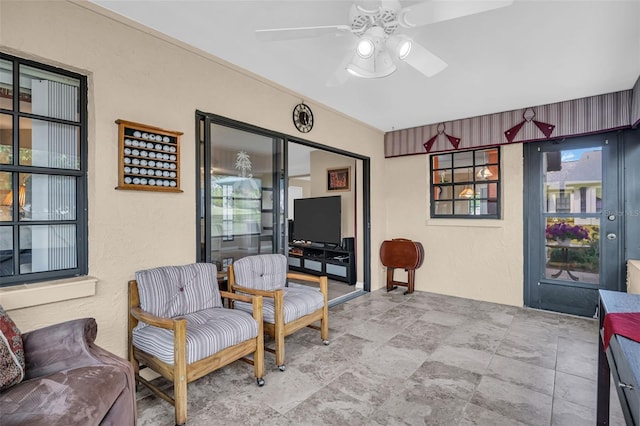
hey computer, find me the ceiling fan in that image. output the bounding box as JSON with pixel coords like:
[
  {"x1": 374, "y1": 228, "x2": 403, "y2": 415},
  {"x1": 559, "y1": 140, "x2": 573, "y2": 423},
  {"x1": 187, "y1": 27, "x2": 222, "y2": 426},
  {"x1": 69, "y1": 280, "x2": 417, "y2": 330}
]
[{"x1": 256, "y1": 0, "x2": 513, "y2": 80}]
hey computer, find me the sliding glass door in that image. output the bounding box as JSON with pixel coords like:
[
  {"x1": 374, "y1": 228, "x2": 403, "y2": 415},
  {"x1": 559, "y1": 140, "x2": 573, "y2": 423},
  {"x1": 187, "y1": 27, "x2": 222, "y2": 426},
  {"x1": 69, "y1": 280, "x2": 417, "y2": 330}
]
[{"x1": 197, "y1": 114, "x2": 284, "y2": 272}]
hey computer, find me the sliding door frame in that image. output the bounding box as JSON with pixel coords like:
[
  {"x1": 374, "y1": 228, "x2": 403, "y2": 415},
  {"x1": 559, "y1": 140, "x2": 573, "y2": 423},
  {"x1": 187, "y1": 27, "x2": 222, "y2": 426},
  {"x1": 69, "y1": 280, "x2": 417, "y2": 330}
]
[{"x1": 195, "y1": 110, "x2": 371, "y2": 292}]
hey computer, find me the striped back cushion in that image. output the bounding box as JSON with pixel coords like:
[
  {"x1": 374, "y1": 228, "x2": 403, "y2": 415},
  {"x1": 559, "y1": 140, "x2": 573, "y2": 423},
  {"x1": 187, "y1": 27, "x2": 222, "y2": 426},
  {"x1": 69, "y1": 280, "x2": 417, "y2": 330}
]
[
  {"x1": 232, "y1": 254, "x2": 287, "y2": 291},
  {"x1": 135, "y1": 263, "x2": 222, "y2": 325}
]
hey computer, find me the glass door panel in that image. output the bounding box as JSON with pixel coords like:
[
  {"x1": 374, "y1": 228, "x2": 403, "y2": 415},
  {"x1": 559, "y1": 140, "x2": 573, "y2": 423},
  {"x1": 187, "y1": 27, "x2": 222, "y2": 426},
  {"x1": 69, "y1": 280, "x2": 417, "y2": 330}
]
[
  {"x1": 202, "y1": 122, "x2": 283, "y2": 272},
  {"x1": 542, "y1": 147, "x2": 602, "y2": 284}
]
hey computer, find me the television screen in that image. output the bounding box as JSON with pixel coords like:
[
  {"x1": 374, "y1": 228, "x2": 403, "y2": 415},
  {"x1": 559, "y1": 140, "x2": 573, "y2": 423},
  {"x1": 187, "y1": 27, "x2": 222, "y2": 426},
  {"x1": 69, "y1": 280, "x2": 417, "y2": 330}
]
[{"x1": 293, "y1": 196, "x2": 341, "y2": 245}]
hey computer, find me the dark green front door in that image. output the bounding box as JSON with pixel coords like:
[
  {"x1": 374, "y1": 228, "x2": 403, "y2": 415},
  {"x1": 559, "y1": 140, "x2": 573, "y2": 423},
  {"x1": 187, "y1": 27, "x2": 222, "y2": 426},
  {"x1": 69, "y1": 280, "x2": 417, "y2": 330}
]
[{"x1": 524, "y1": 133, "x2": 623, "y2": 317}]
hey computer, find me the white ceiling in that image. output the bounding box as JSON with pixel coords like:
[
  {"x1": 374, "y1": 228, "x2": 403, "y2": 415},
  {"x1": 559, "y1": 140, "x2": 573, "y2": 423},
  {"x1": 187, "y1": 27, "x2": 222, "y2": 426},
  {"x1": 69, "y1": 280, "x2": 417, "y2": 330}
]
[{"x1": 91, "y1": 0, "x2": 640, "y2": 132}]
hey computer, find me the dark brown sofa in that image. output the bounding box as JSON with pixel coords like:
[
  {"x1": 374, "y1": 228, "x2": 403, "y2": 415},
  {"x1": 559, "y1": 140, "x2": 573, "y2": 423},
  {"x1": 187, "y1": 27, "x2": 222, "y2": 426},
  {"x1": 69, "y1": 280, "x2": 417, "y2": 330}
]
[{"x1": 0, "y1": 318, "x2": 136, "y2": 425}]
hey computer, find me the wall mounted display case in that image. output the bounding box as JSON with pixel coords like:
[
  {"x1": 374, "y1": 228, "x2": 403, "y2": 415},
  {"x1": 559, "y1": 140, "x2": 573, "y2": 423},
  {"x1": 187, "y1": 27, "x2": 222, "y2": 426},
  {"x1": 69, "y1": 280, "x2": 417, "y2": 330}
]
[{"x1": 116, "y1": 119, "x2": 183, "y2": 192}]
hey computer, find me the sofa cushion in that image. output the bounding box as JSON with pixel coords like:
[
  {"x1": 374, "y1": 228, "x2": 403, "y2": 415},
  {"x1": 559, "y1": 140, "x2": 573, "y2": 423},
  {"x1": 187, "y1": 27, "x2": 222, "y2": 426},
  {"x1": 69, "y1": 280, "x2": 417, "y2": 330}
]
[
  {"x1": 0, "y1": 305, "x2": 25, "y2": 391},
  {"x1": 135, "y1": 263, "x2": 222, "y2": 330},
  {"x1": 232, "y1": 254, "x2": 288, "y2": 291},
  {"x1": 132, "y1": 307, "x2": 258, "y2": 365},
  {"x1": 234, "y1": 286, "x2": 324, "y2": 324},
  {"x1": 0, "y1": 365, "x2": 127, "y2": 426}
]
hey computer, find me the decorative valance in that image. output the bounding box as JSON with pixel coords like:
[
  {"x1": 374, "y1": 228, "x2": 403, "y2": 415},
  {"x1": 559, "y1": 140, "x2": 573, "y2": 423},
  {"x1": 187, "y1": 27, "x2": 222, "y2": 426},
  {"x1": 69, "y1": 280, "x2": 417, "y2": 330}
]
[
  {"x1": 385, "y1": 79, "x2": 640, "y2": 157},
  {"x1": 632, "y1": 76, "x2": 640, "y2": 129}
]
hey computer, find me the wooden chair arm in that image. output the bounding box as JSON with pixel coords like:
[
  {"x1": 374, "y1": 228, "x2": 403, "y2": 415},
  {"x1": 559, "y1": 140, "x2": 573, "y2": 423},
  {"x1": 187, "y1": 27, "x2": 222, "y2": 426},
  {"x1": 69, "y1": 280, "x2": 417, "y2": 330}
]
[
  {"x1": 220, "y1": 290, "x2": 264, "y2": 304},
  {"x1": 130, "y1": 306, "x2": 181, "y2": 330},
  {"x1": 287, "y1": 272, "x2": 323, "y2": 283},
  {"x1": 230, "y1": 285, "x2": 280, "y2": 299},
  {"x1": 287, "y1": 272, "x2": 328, "y2": 295}
]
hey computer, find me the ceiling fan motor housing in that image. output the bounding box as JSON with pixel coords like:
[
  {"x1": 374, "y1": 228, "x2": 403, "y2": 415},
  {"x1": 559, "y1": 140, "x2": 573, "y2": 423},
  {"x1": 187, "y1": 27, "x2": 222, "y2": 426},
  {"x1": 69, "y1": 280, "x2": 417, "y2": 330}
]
[{"x1": 349, "y1": 1, "x2": 401, "y2": 36}]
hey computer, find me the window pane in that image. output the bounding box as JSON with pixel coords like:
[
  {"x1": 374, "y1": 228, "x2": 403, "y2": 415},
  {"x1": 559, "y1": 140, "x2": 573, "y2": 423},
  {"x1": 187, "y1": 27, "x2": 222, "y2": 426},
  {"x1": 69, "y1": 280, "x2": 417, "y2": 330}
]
[
  {"x1": 453, "y1": 151, "x2": 473, "y2": 168},
  {"x1": 544, "y1": 217, "x2": 600, "y2": 283},
  {"x1": 0, "y1": 59, "x2": 12, "y2": 111},
  {"x1": 475, "y1": 165, "x2": 499, "y2": 180},
  {"x1": 474, "y1": 148, "x2": 498, "y2": 164},
  {"x1": 0, "y1": 226, "x2": 13, "y2": 276},
  {"x1": 433, "y1": 169, "x2": 452, "y2": 184},
  {"x1": 434, "y1": 185, "x2": 453, "y2": 201},
  {"x1": 434, "y1": 201, "x2": 452, "y2": 215},
  {"x1": 19, "y1": 65, "x2": 80, "y2": 121},
  {"x1": 473, "y1": 199, "x2": 499, "y2": 215},
  {"x1": 19, "y1": 117, "x2": 80, "y2": 169},
  {"x1": 544, "y1": 148, "x2": 602, "y2": 213},
  {"x1": 0, "y1": 113, "x2": 11, "y2": 164},
  {"x1": 433, "y1": 153, "x2": 452, "y2": 169},
  {"x1": 454, "y1": 184, "x2": 472, "y2": 199},
  {"x1": 19, "y1": 173, "x2": 76, "y2": 221},
  {"x1": 19, "y1": 224, "x2": 77, "y2": 273},
  {"x1": 453, "y1": 167, "x2": 473, "y2": 183},
  {"x1": 0, "y1": 171, "x2": 14, "y2": 221},
  {"x1": 454, "y1": 200, "x2": 472, "y2": 215},
  {"x1": 475, "y1": 182, "x2": 498, "y2": 199}
]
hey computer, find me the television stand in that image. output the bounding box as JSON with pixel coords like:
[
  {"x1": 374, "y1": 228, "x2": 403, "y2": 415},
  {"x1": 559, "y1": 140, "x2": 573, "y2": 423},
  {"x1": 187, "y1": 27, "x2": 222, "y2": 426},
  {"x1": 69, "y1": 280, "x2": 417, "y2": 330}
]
[{"x1": 287, "y1": 242, "x2": 356, "y2": 285}]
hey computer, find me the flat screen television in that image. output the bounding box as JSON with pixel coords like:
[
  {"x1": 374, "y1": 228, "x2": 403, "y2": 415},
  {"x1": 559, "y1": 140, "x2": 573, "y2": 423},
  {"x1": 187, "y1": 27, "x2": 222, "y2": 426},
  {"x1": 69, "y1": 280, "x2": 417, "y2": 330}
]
[{"x1": 292, "y1": 196, "x2": 341, "y2": 245}]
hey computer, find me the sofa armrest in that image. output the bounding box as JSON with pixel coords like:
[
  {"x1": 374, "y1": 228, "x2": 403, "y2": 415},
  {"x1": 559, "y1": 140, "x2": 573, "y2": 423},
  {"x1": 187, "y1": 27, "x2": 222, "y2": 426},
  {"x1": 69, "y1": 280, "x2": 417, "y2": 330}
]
[{"x1": 22, "y1": 318, "x2": 109, "y2": 380}]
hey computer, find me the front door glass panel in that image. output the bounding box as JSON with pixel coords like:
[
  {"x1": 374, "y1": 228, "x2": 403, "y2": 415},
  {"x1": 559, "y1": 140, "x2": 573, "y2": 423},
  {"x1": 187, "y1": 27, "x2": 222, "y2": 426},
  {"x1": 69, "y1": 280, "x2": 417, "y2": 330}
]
[{"x1": 542, "y1": 148, "x2": 602, "y2": 284}]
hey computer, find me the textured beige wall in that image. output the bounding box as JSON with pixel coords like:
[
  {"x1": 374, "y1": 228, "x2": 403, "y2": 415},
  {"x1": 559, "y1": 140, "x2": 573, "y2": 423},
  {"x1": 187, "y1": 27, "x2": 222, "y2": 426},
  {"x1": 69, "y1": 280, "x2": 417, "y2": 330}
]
[
  {"x1": 0, "y1": 0, "x2": 386, "y2": 357},
  {"x1": 383, "y1": 144, "x2": 525, "y2": 307},
  {"x1": 628, "y1": 260, "x2": 640, "y2": 294}
]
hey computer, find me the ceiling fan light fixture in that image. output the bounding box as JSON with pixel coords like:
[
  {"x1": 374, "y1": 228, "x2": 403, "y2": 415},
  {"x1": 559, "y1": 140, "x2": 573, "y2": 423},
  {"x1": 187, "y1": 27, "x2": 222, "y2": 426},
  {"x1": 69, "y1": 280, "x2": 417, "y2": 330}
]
[
  {"x1": 398, "y1": 39, "x2": 412, "y2": 59},
  {"x1": 347, "y1": 48, "x2": 396, "y2": 78},
  {"x1": 356, "y1": 38, "x2": 374, "y2": 58},
  {"x1": 388, "y1": 35, "x2": 412, "y2": 60}
]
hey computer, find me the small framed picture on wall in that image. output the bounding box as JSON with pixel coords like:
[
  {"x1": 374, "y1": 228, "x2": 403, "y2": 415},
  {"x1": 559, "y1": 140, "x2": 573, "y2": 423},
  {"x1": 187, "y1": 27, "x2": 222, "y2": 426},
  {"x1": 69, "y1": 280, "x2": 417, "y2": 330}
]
[{"x1": 327, "y1": 167, "x2": 350, "y2": 191}]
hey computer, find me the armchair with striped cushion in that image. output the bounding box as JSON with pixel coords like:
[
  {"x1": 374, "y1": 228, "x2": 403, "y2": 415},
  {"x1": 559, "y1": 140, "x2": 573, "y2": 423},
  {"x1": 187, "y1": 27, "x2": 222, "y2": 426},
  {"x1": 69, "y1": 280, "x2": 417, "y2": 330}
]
[
  {"x1": 228, "y1": 254, "x2": 329, "y2": 371},
  {"x1": 128, "y1": 262, "x2": 264, "y2": 426}
]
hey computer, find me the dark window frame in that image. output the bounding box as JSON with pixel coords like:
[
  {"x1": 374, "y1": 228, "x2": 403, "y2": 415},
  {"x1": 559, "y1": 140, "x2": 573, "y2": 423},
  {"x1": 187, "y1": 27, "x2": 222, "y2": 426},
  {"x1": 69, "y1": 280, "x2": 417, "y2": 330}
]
[
  {"x1": 429, "y1": 147, "x2": 501, "y2": 219},
  {"x1": 0, "y1": 53, "x2": 88, "y2": 287}
]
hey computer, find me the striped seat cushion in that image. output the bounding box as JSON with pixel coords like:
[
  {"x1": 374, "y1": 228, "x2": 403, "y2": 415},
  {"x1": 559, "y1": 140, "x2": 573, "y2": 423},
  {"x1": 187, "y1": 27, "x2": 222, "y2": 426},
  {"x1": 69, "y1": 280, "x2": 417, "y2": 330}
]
[
  {"x1": 232, "y1": 254, "x2": 287, "y2": 291},
  {"x1": 234, "y1": 286, "x2": 324, "y2": 324},
  {"x1": 131, "y1": 307, "x2": 258, "y2": 365},
  {"x1": 134, "y1": 263, "x2": 222, "y2": 331}
]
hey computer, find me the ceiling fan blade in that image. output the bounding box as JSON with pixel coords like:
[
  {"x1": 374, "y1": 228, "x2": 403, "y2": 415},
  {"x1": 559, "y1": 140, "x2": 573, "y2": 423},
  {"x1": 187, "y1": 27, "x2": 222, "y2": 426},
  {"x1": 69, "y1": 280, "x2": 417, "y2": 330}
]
[
  {"x1": 399, "y1": 0, "x2": 513, "y2": 28},
  {"x1": 256, "y1": 25, "x2": 352, "y2": 42},
  {"x1": 403, "y1": 42, "x2": 448, "y2": 77}
]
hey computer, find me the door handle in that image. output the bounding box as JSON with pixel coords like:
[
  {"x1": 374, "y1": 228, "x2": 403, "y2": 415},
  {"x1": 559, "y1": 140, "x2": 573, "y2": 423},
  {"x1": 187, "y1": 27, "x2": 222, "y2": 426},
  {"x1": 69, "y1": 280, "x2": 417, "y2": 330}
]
[{"x1": 606, "y1": 233, "x2": 617, "y2": 240}]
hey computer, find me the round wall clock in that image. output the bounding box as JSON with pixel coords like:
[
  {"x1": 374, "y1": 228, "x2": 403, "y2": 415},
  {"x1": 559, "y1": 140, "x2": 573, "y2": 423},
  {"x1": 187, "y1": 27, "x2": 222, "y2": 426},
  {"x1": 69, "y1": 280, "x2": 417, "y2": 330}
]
[{"x1": 293, "y1": 103, "x2": 314, "y2": 133}]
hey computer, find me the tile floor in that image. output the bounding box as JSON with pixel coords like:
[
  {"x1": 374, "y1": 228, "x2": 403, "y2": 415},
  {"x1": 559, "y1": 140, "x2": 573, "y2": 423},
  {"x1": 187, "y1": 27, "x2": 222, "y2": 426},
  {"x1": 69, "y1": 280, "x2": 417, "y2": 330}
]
[{"x1": 136, "y1": 289, "x2": 626, "y2": 425}]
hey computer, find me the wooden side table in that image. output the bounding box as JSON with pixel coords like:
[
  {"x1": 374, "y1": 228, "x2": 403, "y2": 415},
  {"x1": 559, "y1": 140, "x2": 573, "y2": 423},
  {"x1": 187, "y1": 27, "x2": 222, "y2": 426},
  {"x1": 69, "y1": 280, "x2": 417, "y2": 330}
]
[{"x1": 597, "y1": 289, "x2": 640, "y2": 425}]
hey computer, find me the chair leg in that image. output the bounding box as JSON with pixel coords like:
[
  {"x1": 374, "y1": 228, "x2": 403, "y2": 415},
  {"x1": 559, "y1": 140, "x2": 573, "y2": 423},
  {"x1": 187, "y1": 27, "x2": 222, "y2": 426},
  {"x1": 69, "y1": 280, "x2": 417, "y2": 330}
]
[
  {"x1": 174, "y1": 320, "x2": 188, "y2": 426},
  {"x1": 321, "y1": 308, "x2": 329, "y2": 345},
  {"x1": 174, "y1": 374, "x2": 187, "y2": 426},
  {"x1": 254, "y1": 298, "x2": 265, "y2": 385},
  {"x1": 275, "y1": 327, "x2": 286, "y2": 369},
  {"x1": 320, "y1": 276, "x2": 329, "y2": 345},
  {"x1": 274, "y1": 291, "x2": 286, "y2": 370}
]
